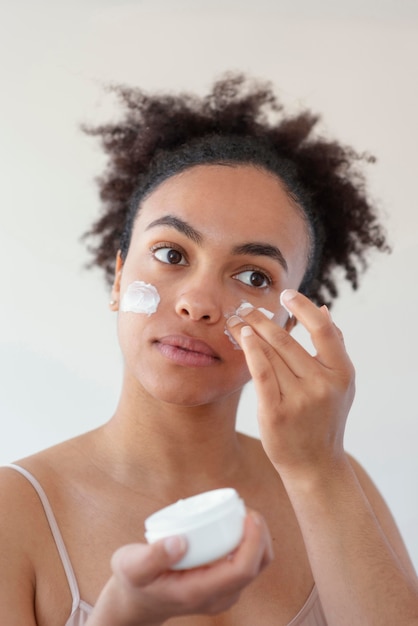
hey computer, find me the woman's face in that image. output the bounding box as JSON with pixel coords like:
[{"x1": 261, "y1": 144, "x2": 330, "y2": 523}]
[{"x1": 113, "y1": 164, "x2": 310, "y2": 407}]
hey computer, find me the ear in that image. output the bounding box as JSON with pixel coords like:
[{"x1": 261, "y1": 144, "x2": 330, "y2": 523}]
[
  {"x1": 109, "y1": 251, "x2": 124, "y2": 311},
  {"x1": 284, "y1": 314, "x2": 297, "y2": 333}
]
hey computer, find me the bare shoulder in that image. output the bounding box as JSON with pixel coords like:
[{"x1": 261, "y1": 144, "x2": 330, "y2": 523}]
[
  {"x1": 347, "y1": 453, "x2": 417, "y2": 578},
  {"x1": 0, "y1": 435, "x2": 95, "y2": 625},
  {"x1": 4, "y1": 428, "x2": 99, "y2": 482},
  {"x1": 0, "y1": 464, "x2": 42, "y2": 625}
]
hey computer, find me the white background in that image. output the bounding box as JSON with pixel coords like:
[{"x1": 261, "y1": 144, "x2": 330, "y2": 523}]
[{"x1": 1, "y1": 0, "x2": 417, "y2": 567}]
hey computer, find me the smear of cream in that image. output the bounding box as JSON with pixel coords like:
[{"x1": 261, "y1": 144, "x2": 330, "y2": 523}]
[
  {"x1": 121, "y1": 281, "x2": 160, "y2": 316},
  {"x1": 236, "y1": 301, "x2": 275, "y2": 320},
  {"x1": 224, "y1": 327, "x2": 241, "y2": 350},
  {"x1": 224, "y1": 301, "x2": 275, "y2": 349}
]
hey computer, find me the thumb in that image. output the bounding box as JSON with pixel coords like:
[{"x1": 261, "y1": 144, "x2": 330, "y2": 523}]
[{"x1": 111, "y1": 536, "x2": 188, "y2": 587}]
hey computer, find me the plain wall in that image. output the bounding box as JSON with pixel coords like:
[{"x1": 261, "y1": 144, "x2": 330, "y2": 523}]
[{"x1": 1, "y1": 0, "x2": 417, "y2": 567}]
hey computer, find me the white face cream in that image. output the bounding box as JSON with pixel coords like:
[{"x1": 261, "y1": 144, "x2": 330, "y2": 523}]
[
  {"x1": 144, "y1": 488, "x2": 246, "y2": 570},
  {"x1": 236, "y1": 301, "x2": 275, "y2": 320},
  {"x1": 224, "y1": 301, "x2": 275, "y2": 348},
  {"x1": 121, "y1": 281, "x2": 161, "y2": 316}
]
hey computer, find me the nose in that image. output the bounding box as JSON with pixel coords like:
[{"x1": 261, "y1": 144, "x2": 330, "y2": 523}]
[{"x1": 175, "y1": 283, "x2": 223, "y2": 323}]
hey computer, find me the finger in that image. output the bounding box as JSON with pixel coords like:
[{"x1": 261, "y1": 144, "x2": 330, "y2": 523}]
[
  {"x1": 149, "y1": 513, "x2": 273, "y2": 614},
  {"x1": 111, "y1": 536, "x2": 188, "y2": 587},
  {"x1": 200, "y1": 511, "x2": 273, "y2": 592},
  {"x1": 227, "y1": 312, "x2": 299, "y2": 382},
  {"x1": 280, "y1": 290, "x2": 349, "y2": 368},
  {"x1": 229, "y1": 321, "x2": 300, "y2": 401},
  {"x1": 228, "y1": 308, "x2": 313, "y2": 380},
  {"x1": 320, "y1": 305, "x2": 346, "y2": 346}
]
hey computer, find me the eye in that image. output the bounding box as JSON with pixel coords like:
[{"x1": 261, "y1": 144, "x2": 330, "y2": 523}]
[
  {"x1": 152, "y1": 245, "x2": 187, "y2": 265},
  {"x1": 234, "y1": 269, "x2": 271, "y2": 289}
]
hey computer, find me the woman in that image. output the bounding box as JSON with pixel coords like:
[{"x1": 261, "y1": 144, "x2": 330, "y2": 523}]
[{"x1": 1, "y1": 74, "x2": 417, "y2": 626}]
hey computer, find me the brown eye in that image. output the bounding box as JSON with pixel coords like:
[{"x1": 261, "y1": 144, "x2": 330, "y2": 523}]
[
  {"x1": 250, "y1": 271, "x2": 267, "y2": 287},
  {"x1": 167, "y1": 249, "x2": 182, "y2": 264},
  {"x1": 234, "y1": 270, "x2": 271, "y2": 289},
  {"x1": 154, "y1": 246, "x2": 187, "y2": 265}
]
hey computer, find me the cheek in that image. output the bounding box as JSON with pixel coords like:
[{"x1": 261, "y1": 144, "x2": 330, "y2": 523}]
[
  {"x1": 116, "y1": 311, "x2": 147, "y2": 359},
  {"x1": 120, "y1": 280, "x2": 161, "y2": 316},
  {"x1": 227, "y1": 347, "x2": 253, "y2": 393}
]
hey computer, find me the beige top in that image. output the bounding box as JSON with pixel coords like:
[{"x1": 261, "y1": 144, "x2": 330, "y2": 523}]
[{"x1": 7, "y1": 464, "x2": 328, "y2": 626}]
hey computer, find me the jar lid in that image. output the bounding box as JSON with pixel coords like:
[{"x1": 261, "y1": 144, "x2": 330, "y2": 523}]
[{"x1": 145, "y1": 488, "x2": 243, "y2": 535}]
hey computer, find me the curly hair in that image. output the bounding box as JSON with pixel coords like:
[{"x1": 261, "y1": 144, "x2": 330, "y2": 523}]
[{"x1": 82, "y1": 73, "x2": 389, "y2": 307}]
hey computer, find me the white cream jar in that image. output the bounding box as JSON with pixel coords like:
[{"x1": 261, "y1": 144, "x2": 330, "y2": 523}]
[{"x1": 144, "y1": 488, "x2": 246, "y2": 570}]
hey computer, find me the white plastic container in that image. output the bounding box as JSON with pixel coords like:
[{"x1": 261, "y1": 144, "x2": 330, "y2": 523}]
[{"x1": 144, "y1": 488, "x2": 246, "y2": 570}]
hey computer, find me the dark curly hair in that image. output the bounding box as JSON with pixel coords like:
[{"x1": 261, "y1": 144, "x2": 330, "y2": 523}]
[{"x1": 82, "y1": 73, "x2": 389, "y2": 307}]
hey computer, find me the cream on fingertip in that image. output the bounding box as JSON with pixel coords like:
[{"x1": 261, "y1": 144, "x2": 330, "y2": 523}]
[
  {"x1": 236, "y1": 301, "x2": 275, "y2": 320},
  {"x1": 258, "y1": 307, "x2": 275, "y2": 320},
  {"x1": 235, "y1": 302, "x2": 254, "y2": 315},
  {"x1": 224, "y1": 301, "x2": 274, "y2": 349},
  {"x1": 280, "y1": 289, "x2": 297, "y2": 318}
]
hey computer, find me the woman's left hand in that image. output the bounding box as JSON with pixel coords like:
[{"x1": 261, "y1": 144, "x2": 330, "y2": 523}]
[{"x1": 226, "y1": 289, "x2": 355, "y2": 481}]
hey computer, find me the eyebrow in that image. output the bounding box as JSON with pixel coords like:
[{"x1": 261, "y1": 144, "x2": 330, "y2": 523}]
[
  {"x1": 146, "y1": 215, "x2": 203, "y2": 244},
  {"x1": 146, "y1": 214, "x2": 288, "y2": 272},
  {"x1": 232, "y1": 243, "x2": 288, "y2": 272}
]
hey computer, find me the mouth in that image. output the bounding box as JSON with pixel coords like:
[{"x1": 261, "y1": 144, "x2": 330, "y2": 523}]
[{"x1": 154, "y1": 335, "x2": 221, "y2": 367}]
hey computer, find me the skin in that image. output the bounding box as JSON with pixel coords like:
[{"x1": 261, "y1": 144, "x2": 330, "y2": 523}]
[{"x1": 0, "y1": 164, "x2": 417, "y2": 626}]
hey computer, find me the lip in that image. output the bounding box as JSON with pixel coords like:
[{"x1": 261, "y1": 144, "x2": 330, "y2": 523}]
[{"x1": 154, "y1": 335, "x2": 221, "y2": 367}]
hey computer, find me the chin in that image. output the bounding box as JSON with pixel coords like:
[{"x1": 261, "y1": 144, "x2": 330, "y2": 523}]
[
  {"x1": 150, "y1": 385, "x2": 224, "y2": 408},
  {"x1": 128, "y1": 358, "x2": 250, "y2": 408},
  {"x1": 139, "y1": 375, "x2": 245, "y2": 409}
]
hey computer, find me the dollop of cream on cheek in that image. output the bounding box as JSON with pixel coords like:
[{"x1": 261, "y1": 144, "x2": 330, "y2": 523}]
[{"x1": 121, "y1": 281, "x2": 161, "y2": 316}]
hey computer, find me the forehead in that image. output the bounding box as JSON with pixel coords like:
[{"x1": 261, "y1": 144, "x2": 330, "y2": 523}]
[
  {"x1": 139, "y1": 164, "x2": 306, "y2": 232},
  {"x1": 134, "y1": 164, "x2": 311, "y2": 281}
]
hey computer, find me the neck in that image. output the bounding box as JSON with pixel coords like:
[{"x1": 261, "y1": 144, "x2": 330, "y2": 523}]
[{"x1": 96, "y1": 378, "x2": 246, "y2": 498}]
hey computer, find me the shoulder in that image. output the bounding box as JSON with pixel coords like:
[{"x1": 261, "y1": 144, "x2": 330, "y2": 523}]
[
  {"x1": 4, "y1": 428, "x2": 99, "y2": 485},
  {"x1": 0, "y1": 465, "x2": 43, "y2": 625},
  {"x1": 0, "y1": 446, "x2": 74, "y2": 551},
  {"x1": 0, "y1": 461, "x2": 49, "y2": 528},
  {"x1": 0, "y1": 436, "x2": 95, "y2": 624},
  {"x1": 0, "y1": 433, "x2": 94, "y2": 558}
]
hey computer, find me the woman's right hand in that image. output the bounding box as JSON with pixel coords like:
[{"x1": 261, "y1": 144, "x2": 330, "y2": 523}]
[{"x1": 87, "y1": 511, "x2": 273, "y2": 626}]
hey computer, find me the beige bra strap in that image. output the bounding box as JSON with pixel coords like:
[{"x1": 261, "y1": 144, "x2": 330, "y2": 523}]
[{"x1": 6, "y1": 463, "x2": 80, "y2": 612}]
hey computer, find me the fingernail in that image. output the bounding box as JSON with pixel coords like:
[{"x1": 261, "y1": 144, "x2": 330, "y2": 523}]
[
  {"x1": 280, "y1": 289, "x2": 297, "y2": 317},
  {"x1": 237, "y1": 302, "x2": 255, "y2": 317},
  {"x1": 320, "y1": 304, "x2": 332, "y2": 321},
  {"x1": 237, "y1": 302, "x2": 274, "y2": 320},
  {"x1": 164, "y1": 535, "x2": 187, "y2": 558},
  {"x1": 241, "y1": 325, "x2": 254, "y2": 338},
  {"x1": 227, "y1": 315, "x2": 243, "y2": 327}
]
